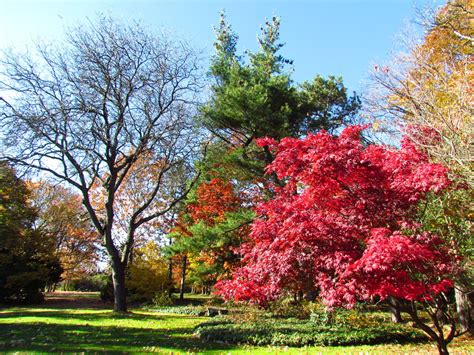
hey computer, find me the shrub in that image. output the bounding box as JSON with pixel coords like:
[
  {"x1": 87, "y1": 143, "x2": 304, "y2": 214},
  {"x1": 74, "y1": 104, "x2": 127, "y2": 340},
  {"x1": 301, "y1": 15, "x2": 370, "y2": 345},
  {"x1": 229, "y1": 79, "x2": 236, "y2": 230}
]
[
  {"x1": 149, "y1": 305, "x2": 207, "y2": 316},
  {"x1": 195, "y1": 317, "x2": 427, "y2": 347},
  {"x1": 65, "y1": 274, "x2": 108, "y2": 292},
  {"x1": 268, "y1": 298, "x2": 312, "y2": 319},
  {"x1": 100, "y1": 277, "x2": 114, "y2": 302},
  {"x1": 152, "y1": 292, "x2": 173, "y2": 307}
]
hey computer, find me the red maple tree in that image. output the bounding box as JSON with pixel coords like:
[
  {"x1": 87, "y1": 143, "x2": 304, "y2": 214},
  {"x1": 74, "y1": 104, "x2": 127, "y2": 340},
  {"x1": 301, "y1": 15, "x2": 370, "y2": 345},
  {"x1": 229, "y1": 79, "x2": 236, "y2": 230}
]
[{"x1": 216, "y1": 126, "x2": 458, "y2": 354}]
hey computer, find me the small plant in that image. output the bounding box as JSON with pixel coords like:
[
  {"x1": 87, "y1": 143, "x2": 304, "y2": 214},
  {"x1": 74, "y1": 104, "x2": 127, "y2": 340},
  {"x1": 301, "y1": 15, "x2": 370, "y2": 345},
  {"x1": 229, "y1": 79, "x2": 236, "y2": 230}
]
[
  {"x1": 147, "y1": 305, "x2": 207, "y2": 316},
  {"x1": 268, "y1": 298, "x2": 312, "y2": 319},
  {"x1": 152, "y1": 292, "x2": 173, "y2": 307}
]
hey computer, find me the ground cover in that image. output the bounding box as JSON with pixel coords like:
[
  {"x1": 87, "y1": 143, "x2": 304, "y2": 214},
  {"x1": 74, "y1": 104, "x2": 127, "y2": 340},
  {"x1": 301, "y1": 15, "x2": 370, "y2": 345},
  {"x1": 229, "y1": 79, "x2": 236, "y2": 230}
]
[{"x1": 0, "y1": 292, "x2": 472, "y2": 354}]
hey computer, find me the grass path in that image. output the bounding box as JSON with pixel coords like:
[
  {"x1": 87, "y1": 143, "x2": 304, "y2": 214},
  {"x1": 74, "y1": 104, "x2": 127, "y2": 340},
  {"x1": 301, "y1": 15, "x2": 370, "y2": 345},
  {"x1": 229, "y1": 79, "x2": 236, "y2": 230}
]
[{"x1": 0, "y1": 292, "x2": 472, "y2": 354}]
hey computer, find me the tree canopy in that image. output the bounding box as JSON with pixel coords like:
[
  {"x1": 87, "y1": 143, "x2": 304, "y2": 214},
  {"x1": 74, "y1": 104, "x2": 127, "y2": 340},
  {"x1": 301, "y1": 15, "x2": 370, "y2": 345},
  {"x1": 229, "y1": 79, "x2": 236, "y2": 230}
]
[
  {"x1": 0, "y1": 16, "x2": 202, "y2": 312},
  {"x1": 0, "y1": 163, "x2": 62, "y2": 303}
]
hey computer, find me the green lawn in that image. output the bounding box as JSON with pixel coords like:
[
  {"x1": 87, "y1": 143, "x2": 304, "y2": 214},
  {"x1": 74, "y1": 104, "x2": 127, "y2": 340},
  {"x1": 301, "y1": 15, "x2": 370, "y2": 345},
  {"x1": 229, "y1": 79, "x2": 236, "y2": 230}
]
[{"x1": 0, "y1": 295, "x2": 473, "y2": 354}]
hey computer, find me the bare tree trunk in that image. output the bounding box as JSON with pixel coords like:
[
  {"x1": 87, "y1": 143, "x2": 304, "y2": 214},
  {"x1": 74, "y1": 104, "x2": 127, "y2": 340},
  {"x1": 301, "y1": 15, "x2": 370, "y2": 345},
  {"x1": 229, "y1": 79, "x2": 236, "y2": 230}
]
[
  {"x1": 455, "y1": 283, "x2": 473, "y2": 334},
  {"x1": 437, "y1": 342, "x2": 449, "y2": 355},
  {"x1": 167, "y1": 257, "x2": 173, "y2": 298},
  {"x1": 388, "y1": 296, "x2": 403, "y2": 323},
  {"x1": 179, "y1": 254, "x2": 187, "y2": 301},
  {"x1": 111, "y1": 259, "x2": 127, "y2": 313}
]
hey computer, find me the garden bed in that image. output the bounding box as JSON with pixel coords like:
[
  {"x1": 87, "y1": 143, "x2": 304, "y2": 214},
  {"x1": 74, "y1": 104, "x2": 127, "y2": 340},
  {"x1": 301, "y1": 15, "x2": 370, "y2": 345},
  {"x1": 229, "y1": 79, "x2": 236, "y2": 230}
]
[{"x1": 195, "y1": 317, "x2": 427, "y2": 347}]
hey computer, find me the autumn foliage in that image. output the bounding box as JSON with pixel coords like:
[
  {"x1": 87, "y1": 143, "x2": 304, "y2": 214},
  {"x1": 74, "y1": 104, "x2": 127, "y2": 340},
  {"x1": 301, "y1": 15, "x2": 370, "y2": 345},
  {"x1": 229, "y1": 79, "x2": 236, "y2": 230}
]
[
  {"x1": 189, "y1": 178, "x2": 242, "y2": 225},
  {"x1": 216, "y1": 126, "x2": 455, "y2": 307},
  {"x1": 170, "y1": 177, "x2": 249, "y2": 291}
]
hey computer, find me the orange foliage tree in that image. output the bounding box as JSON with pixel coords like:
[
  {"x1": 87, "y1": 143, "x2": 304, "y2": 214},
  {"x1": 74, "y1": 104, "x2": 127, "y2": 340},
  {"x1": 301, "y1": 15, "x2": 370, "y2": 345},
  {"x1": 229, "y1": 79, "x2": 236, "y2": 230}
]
[
  {"x1": 167, "y1": 177, "x2": 253, "y2": 297},
  {"x1": 28, "y1": 181, "x2": 100, "y2": 287}
]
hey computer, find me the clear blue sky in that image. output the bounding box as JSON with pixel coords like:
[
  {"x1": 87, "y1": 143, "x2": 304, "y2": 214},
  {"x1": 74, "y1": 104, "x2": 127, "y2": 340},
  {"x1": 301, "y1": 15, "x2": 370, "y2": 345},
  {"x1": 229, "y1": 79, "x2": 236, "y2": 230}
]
[{"x1": 0, "y1": 0, "x2": 444, "y2": 94}]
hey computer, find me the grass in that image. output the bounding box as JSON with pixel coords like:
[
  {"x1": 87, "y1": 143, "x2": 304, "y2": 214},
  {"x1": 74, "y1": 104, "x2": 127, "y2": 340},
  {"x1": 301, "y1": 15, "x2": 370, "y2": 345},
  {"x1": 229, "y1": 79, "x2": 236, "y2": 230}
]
[
  {"x1": 0, "y1": 307, "x2": 232, "y2": 353},
  {"x1": 0, "y1": 293, "x2": 473, "y2": 354}
]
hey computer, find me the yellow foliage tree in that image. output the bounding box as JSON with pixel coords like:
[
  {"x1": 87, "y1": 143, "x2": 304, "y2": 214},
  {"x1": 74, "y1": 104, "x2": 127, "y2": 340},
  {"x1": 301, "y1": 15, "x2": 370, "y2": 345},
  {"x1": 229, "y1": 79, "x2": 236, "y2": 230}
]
[
  {"x1": 368, "y1": 0, "x2": 473, "y2": 185},
  {"x1": 366, "y1": 0, "x2": 473, "y2": 333},
  {"x1": 126, "y1": 240, "x2": 171, "y2": 304},
  {"x1": 28, "y1": 181, "x2": 99, "y2": 287}
]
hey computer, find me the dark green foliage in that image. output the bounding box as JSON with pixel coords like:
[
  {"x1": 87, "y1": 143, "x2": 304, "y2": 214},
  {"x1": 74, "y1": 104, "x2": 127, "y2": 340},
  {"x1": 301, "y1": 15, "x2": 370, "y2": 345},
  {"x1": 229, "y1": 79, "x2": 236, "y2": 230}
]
[
  {"x1": 202, "y1": 13, "x2": 360, "y2": 146},
  {"x1": 99, "y1": 277, "x2": 114, "y2": 302},
  {"x1": 64, "y1": 274, "x2": 109, "y2": 292},
  {"x1": 200, "y1": 13, "x2": 361, "y2": 190},
  {"x1": 0, "y1": 163, "x2": 62, "y2": 304},
  {"x1": 195, "y1": 317, "x2": 427, "y2": 347}
]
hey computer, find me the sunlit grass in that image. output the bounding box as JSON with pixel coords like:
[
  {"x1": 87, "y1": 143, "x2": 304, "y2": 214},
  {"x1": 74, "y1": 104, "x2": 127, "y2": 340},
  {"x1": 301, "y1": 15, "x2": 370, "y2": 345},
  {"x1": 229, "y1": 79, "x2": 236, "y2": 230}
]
[{"x1": 0, "y1": 301, "x2": 473, "y2": 353}]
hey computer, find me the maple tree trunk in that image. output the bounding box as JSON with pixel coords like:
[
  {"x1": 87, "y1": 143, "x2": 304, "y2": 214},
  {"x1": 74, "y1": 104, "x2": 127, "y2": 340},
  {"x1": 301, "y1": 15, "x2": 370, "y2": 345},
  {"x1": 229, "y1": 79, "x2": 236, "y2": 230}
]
[
  {"x1": 111, "y1": 260, "x2": 127, "y2": 313},
  {"x1": 388, "y1": 297, "x2": 403, "y2": 323},
  {"x1": 408, "y1": 300, "x2": 455, "y2": 355},
  {"x1": 455, "y1": 283, "x2": 473, "y2": 334},
  {"x1": 179, "y1": 254, "x2": 187, "y2": 301}
]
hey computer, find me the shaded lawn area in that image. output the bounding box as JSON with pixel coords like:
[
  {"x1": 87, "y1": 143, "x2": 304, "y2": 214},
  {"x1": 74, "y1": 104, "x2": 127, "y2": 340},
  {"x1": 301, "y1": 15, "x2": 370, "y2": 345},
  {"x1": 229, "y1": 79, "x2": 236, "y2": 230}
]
[
  {"x1": 2, "y1": 307, "x2": 474, "y2": 354},
  {"x1": 0, "y1": 307, "x2": 236, "y2": 353},
  {"x1": 1, "y1": 292, "x2": 473, "y2": 354}
]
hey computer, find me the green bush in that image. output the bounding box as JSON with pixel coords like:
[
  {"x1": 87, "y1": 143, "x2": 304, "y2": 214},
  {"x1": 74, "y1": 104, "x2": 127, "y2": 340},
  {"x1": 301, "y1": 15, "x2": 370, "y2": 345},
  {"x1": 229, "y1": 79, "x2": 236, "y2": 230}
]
[
  {"x1": 100, "y1": 277, "x2": 114, "y2": 302},
  {"x1": 268, "y1": 298, "x2": 312, "y2": 319},
  {"x1": 308, "y1": 303, "x2": 383, "y2": 328},
  {"x1": 149, "y1": 305, "x2": 207, "y2": 316},
  {"x1": 195, "y1": 317, "x2": 427, "y2": 347},
  {"x1": 151, "y1": 292, "x2": 173, "y2": 307},
  {"x1": 65, "y1": 274, "x2": 109, "y2": 292}
]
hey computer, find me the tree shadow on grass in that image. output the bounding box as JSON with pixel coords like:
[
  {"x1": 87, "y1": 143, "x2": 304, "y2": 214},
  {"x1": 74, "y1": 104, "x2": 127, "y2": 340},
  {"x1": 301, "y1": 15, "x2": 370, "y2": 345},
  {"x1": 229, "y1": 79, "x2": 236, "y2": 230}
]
[{"x1": 0, "y1": 318, "x2": 236, "y2": 353}]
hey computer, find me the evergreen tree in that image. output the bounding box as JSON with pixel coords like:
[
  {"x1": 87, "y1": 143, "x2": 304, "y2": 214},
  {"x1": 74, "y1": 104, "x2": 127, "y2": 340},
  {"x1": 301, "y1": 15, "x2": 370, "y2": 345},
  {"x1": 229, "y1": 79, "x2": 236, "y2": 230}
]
[
  {"x1": 202, "y1": 13, "x2": 360, "y2": 148},
  {"x1": 167, "y1": 13, "x2": 361, "y2": 293}
]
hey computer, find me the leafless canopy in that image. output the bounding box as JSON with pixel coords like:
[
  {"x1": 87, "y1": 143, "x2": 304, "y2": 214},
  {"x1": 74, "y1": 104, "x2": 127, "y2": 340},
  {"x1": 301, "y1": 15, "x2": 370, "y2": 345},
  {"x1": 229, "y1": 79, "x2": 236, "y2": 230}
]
[
  {"x1": 364, "y1": 1, "x2": 473, "y2": 186},
  {"x1": 0, "y1": 17, "x2": 203, "y2": 311}
]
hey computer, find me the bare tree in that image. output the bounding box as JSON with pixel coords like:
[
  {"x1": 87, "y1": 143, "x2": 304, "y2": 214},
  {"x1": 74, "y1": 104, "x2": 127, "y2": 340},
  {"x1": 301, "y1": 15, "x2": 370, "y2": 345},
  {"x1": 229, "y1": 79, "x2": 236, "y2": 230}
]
[
  {"x1": 365, "y1": 0, "x2": 472, "y2": 186},
  {"x1": 0, "y1": 17, "x2": 203, "y2": 312}
]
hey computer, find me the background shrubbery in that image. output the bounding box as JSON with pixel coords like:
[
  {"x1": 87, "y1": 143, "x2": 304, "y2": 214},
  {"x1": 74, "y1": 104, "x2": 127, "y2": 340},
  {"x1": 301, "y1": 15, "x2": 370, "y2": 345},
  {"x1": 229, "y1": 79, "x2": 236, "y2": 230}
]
[
  {"x1": 195, "y1": 316, "x2": 427, "y2": 347},
  {"x1": 192, "y1": 298, "x2": 427, "y2": 347},
  {"x1": 61, "y1": 274, "x2": 109, "y2": 292}
]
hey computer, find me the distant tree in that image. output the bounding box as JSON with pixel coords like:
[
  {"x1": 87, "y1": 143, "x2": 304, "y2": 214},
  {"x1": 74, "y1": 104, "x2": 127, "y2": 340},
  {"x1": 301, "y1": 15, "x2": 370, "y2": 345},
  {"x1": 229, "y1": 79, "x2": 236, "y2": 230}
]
[
  {"x1": 28, "y1": 181, "x2": 100, "y2": 287},
  {"x1": 217, "y1": 126, "x2": 459, "y2": 355},
  {"x1": 0, "y1": 17, "x2": 202, "y2": 312},
  {"x1": 367, "y1": 0, "x2": 472, "y2": 186},
  {"x1": 0, "y1": 163, "x2": 62, "y2": 304},
  {"x1": 166, "y1": 177, "x2": 253, "y2": 298},
  {"x1": 126, "y1": 241, "x2": 171, "y2": 304},
  {"x1": 366, "y1": 0, "x2": 473, "y2": 333}
]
